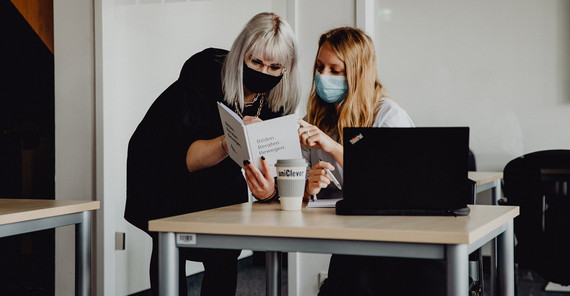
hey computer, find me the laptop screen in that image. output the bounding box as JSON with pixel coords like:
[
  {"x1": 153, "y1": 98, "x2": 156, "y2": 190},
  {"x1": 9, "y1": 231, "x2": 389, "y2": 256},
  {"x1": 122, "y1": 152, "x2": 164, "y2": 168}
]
[{"x1": 342, "y1": 127, "x2": 470, "y2": 212}]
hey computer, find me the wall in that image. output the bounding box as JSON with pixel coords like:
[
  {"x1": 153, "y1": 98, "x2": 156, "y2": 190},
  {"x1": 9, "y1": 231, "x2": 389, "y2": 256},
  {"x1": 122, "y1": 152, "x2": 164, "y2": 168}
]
[
  {"x1": 374, "y1": 0, "x2": 570, "y2": 171},
  {"x1": 53, "y1": 0, "x2": 95, "y2": 295}
]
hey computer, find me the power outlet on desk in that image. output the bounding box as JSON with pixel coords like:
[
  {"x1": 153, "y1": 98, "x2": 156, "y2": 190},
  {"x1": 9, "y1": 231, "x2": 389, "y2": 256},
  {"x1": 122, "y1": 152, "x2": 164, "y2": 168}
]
[{"x1": 115, "y1": 232, "x2": 125, "y2": 250}]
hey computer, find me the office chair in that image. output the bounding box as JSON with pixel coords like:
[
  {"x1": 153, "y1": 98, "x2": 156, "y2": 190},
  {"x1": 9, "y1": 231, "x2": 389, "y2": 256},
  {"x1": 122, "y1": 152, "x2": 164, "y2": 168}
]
[{"x1": 503, "y1": 150, "x2": 570, "y2": 288}]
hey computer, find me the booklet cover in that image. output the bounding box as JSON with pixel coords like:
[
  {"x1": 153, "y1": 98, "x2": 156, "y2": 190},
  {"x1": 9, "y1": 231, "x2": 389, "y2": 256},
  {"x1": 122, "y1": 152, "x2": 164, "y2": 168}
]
[{"x1": 217, "y1": 102, "x2": 302, "y2": 176}]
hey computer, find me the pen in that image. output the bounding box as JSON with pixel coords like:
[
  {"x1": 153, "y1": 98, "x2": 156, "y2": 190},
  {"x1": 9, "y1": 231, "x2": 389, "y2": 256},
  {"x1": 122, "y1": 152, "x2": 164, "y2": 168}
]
[
  {"x1": 324, "y1": 167, "x2": 342, "y2": 190},
  {"x1": 319, "y1": 159, "x2": 342, "y2": 190}
]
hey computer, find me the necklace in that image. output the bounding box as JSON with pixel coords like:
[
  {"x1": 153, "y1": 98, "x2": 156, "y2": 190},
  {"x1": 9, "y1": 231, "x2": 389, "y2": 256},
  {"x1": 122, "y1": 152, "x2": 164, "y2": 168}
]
[
  {"x1": 244, "y1": 93, "x2": 261, "y2": 108},
  {"x1": 235, "y1": 94, "x2": 264, "y2": 118}
]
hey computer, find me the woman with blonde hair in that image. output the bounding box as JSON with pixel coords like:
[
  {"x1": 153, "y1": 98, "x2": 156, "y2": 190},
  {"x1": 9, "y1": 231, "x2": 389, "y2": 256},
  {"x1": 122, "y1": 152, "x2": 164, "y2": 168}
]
[
  {"x1": 299, "y1": 27, "x2": 445, "y2": 295},
  {"x1": 125, "y1": 12, "x2": 299, "y2": 295},
  {"x1": 299, "y1": 27, "x2": 413, "y2": 201}
]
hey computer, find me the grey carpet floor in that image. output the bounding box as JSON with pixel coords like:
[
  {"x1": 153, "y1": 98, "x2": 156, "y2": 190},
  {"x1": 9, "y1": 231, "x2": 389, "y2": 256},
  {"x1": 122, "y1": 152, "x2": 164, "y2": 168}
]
[
  {"x1": 185, "y1": 256, "x2": 568, "y2": 296},
  {"x1": 187, "y1": 255, "x2": 287, "y2": 296}
]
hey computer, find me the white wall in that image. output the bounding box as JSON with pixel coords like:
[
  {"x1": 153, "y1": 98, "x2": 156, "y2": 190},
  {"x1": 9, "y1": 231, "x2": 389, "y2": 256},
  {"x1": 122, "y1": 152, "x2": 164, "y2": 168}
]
[
  {"x1": 374, "y1": 0, "x2": 570, "y2": 171},
  {"x1": 54, "y1": 0, "x2": 95, "y2": 295},
  {"x1": 54, "y1": 0, "x2": 569, "y2": 295}
]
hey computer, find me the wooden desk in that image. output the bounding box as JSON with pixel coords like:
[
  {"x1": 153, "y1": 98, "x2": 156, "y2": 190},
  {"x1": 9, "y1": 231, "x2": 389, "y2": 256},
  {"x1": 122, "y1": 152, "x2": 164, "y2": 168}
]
[
  {"x1": 290, "y1": 171, "x2": 505, "y2": 296},
  {"x1": 150, "y1": 202, "x2": 518, "y2": 296},
  {"x1": 469, "y1": 171, "x2": 504, "y2": 294},
  {"x1": 469, "y1": 171, "x2": 503, "y2": 204},
  {"x1": 0, "y1": 199, "x2": 100, "y2": 296}
]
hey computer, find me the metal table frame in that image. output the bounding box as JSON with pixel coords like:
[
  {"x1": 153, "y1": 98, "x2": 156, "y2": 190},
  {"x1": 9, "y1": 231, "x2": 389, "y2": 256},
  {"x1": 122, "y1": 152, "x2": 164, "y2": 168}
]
[
  {"x1": 157, "y1": 216, "x2": 515, "y2": 296},
  {"x1": 0, "y1": 209, "x2": 94, "y2": 296},
  {"x1": 473, "y1": 173, "x2": 503, "y2": 295}
]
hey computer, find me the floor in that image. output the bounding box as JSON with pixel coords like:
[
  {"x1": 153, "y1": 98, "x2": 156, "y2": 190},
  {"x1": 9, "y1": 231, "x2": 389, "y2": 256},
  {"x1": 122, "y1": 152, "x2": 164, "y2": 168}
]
[
  {"x1": 513, "y1": 267, "x2": 570, "y2": 296},
  {"x1": 186, "y1": 256, "x2": 570, "y2": 296},
  {"x1": 187, "y1": 255, "x2": 287, "y2": 296}
]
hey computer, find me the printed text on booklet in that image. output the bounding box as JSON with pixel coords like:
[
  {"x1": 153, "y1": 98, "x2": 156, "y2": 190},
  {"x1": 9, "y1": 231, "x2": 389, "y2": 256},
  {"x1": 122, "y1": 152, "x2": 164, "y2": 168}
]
[{"x1": 217, "y1": 102, "x2": 302, "y2": 176}]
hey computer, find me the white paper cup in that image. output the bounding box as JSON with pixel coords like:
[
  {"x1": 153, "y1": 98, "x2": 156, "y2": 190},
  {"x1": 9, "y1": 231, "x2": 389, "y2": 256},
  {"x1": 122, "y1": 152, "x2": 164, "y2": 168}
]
[
  {"x1": 279, "y1": 196, "x2": 303, "y2": 211},
  {"x1": 275, "y1": 159, "x2": 307, "y2": 211}
]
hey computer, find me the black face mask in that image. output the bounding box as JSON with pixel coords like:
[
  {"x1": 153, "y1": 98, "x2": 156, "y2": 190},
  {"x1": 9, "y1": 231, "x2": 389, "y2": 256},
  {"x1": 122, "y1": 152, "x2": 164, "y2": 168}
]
[{"x1": 242, "y1": 62, "x2": 283, "y2": 93}]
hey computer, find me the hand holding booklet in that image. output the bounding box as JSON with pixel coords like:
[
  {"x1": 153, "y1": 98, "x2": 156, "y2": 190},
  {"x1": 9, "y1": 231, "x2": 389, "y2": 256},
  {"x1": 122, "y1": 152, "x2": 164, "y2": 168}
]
[{"x1": 217, "y1": 102, "x2": 302, "y2": 176}]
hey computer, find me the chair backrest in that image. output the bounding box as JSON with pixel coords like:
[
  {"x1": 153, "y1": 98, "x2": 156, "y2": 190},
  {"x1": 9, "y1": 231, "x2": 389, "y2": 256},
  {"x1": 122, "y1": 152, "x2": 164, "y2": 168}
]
[
  {"x1": 503, "y1": 149, "x2": 570, "y2": 285},
  {"x1": 468, "y1": 149, "x2": 476, "y2": 171},
  {"x1": 467, "y1": 149, "x2": 476, "y2": 204}
]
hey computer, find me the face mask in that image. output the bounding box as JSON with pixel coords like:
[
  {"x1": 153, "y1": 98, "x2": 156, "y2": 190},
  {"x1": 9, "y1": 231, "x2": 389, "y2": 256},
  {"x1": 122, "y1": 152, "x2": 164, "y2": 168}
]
[
  {"x1": 243, "y1": 62, "x2": 283, "y2": 93},
  {"x1": 314, "y1": 71, "x2": 348, "y2": 104}
]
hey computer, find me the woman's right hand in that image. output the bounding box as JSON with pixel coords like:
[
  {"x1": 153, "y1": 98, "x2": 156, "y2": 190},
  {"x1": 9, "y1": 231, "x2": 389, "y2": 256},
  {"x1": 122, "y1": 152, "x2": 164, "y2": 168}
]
[
  {"x1": 305, "y1": 160, "x2": 336, "y2": 196},
  {"x1": 297, "y1": 119, "x2": 339, "y2": 153},
  {"x1": 297, "y1": 119, "x2": 344, "y2": 168}
]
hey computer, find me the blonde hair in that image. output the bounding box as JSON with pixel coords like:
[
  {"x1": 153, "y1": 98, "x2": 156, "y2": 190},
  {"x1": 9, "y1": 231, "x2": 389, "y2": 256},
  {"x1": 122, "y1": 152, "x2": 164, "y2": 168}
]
[
  {"x1": 306, "y1": 27, "x2": 386, "y2": 142},
  {"x1": 222, "y1": 12, "x2": 300, "y2": 115}
]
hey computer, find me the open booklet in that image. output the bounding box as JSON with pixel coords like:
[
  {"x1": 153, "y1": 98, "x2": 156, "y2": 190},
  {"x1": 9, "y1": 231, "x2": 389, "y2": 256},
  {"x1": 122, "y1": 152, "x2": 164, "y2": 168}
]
[{"x1": 217, "y1": 102, "x2": 302, "y2": 176}]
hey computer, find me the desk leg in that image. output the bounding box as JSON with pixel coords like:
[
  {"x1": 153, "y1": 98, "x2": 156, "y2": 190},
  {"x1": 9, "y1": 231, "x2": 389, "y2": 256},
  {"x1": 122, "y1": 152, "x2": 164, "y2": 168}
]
[
  {"x1": 489, "y1": 179, "x2": 502, "y2": 296},
  {"x1": 159, "y1": 232, "x2": 178, "y2": 296},
  {"x1": 447, "y1": 244, "x2": 469, "y2": 296},
  {"x1": 497, "y1": 220, "x2": 515, "y2": 296},
  {"x1": 76, "y1": 210, "x2": 92, "y2": 296},
  {"x1": 266, "y1": 251, "x2": 282, "y2": 296},
  {"x1": 492, "y1": 179, "x2": 501, "y2": 205}
]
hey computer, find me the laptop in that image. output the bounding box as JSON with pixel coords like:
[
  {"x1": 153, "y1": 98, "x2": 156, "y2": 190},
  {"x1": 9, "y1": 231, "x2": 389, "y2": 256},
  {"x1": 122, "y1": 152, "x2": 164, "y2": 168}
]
[{"x1": 336, "y1": 127, "x2": 472, "y2": 216}]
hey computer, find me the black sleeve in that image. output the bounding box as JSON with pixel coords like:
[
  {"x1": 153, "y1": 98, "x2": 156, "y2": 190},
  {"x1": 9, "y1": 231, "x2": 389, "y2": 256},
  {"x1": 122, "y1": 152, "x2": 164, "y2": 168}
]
[
  {"x1": 125, "y1": 81, "x2": 190, "y2": 231},
  {"x1": 124, "y1": 48, "x2": 248, "y2": 231},
  {"x1": 178, "y1": 48, "x2": 227, "y2": 149}
]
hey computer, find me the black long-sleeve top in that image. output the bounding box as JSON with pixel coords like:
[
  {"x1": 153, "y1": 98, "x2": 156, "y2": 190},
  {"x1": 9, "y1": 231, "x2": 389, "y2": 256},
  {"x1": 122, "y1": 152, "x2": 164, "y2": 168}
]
[{"x1": 125, "y1": 48, "x2": 283, "y2": 231}]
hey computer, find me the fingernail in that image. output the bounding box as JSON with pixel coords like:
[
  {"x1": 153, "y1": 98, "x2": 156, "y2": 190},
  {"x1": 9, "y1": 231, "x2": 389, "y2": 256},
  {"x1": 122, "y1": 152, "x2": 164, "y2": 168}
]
[
  {"x1": 261, "y1": 156, "x2": 266, "y2": 160},
  {"x1": 243, "y1": 160, "x2": 250, "y2": 165}
]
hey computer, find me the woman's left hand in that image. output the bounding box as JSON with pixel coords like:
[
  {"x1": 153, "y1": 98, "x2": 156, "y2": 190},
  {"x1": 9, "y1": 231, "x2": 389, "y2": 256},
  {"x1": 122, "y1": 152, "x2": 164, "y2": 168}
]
[
  {"x1": 243, "y1": 156, "x2": 276, "y2": 201},
  {"x1": 243, "y1": 115, "x2": 262, "y2": 125}
]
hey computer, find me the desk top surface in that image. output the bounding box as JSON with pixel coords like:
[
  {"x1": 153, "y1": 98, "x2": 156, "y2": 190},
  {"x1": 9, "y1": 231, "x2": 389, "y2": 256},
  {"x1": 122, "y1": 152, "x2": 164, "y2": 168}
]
[
  {"x1": 149, "y1": 203, "x2": 518, "y2": 245},
  {"x1": 468, "y1": 171, "x2": 503, "y2": 185},
  {"x1": 0, "y1": 199, "x2": 100, "y2": 225}
]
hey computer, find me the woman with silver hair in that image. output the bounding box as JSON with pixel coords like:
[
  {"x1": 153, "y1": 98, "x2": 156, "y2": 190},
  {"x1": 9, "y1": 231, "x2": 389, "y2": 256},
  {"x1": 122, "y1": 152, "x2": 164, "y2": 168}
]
[{"x1": 125, "y1": 12, "x2": 299, "y2": 295}]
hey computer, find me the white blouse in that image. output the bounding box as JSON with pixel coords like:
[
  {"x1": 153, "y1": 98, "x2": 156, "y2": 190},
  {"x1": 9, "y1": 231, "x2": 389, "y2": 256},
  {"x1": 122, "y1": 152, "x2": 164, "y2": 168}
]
[{"x1": 302, "y1": 97, "x2": 414, "y2": 200}]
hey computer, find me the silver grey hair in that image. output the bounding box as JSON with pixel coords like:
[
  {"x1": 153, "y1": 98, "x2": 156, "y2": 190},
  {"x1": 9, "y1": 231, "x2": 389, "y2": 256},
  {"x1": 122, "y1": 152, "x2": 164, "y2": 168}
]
[{"x1": 222, "y1": 12, "x2": 300, "y2": 115}]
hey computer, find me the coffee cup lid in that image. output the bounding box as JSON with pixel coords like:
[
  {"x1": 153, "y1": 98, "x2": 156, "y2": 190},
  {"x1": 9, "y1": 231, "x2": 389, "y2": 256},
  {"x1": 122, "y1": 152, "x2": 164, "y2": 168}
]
[{"x1": 275, "y1": 159, "x2": 307, "y2": 167}]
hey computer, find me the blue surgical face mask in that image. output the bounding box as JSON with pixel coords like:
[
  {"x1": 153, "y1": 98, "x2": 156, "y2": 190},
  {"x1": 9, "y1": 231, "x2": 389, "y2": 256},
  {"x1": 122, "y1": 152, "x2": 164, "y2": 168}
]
[{"x1": 314, "y1": 71, "x2": 348, "y2": 104}]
